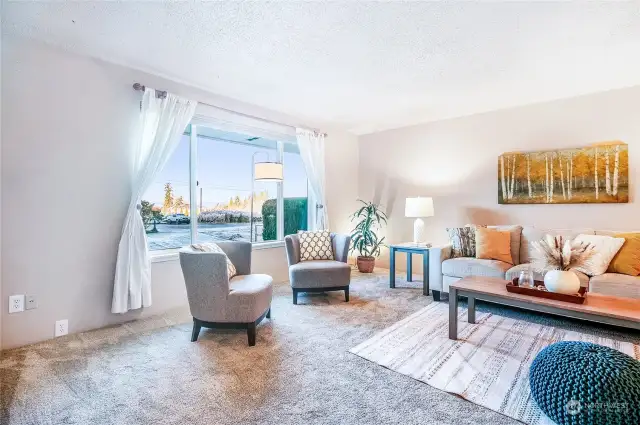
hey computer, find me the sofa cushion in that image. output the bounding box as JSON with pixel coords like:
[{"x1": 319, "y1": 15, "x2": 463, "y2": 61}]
[
  {"x1": 228, "y1": 274, "x2": 273, "y2": 322},
  {"x1": 299, "y1": 230, "x2": 334, "y2": 261},
  {"x1": 505, "y1": 264, "x2": 590, "y2": 287},
  {"x1": 442, "y1": 275, "x2": 461, "y2": 293},
  {"x1": 588, "y1": 273, "x2": 640, "y2": 300},
  {"x1": 190, "y1": 242, "x2": 237, "y2": 279},
  {"x1": 520, "y1": 227, "x2": 596, "y2": 265},
  {"x1": 476, "y1": 227, "x2": 514, "y2": 264},
  {"x1": 446, "y1": 226, "x2": 478, "y2": 258},
  {"x1": 595, "y1": 230, "x2": 640, "y2": 237},
  {"x1": 488, "y1": 225, "x2": 522, "y2": 265},
  {"x1": 229, "y1": 274, "x2": 273, "y2": 295},
  {"x1": 289, "y1": 260, "x2": 351, "y2": 289},
  {"x1": 607, "y1": 233, "x2": 640, "y2": 276},
  {"x1": 442, "y1": 257, "x2": 511, "y2": 279},
  {"x1": 573, "y1": 234, "x2": 625, "y2": 276}
]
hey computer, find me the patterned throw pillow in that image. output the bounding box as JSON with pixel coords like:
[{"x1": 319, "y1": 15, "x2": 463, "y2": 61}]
[
  {"x1": 446, "y1": 226, "x2": 477, "y2": 258},
  {"x1": 190, "y1": 243, "x2": 237, "y2": 279},
  {"x1": 299, "y1": 230, "x2": 334, "y2": 261}
]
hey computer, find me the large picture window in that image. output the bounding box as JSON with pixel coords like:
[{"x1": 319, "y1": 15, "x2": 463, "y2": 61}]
[
  {"x1": 142, "y1": 124, "x2": 308, "y2": 251},
  {"x1": 282, "y1": 144, "x2": 310, "y2": 236},
  {"x1": 142, "y1": 135, "x2": 191, "y2": 251}
]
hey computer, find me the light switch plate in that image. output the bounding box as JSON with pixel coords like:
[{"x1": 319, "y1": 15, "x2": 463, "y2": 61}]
[{"x1": 9, "y1": 295, "x2": 25, "y2": 313}]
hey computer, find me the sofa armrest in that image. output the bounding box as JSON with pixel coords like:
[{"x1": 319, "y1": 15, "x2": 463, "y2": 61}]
[
  {"x1": 285, "y1": 235, "x2": 301, "y2": 266},
  {"x1": 332, "y1": 233, "x2": 351, "y2": 263},
  {"x1": 428, "y1": 244, "x2": 452, "y2": 293}
]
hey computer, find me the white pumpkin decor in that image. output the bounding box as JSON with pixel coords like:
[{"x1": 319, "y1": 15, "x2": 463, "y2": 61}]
[
  {"x1": 531, "y1": 235, "x2": 596, "y2": 295},
  {"x1": 543, "y1": 270, "x2": 581, "y2": 295}
]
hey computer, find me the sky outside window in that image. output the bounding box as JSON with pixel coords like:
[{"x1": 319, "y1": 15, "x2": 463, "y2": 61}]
[{"x1": 143, "y1": 131, "x2": 308, "y2": 209}]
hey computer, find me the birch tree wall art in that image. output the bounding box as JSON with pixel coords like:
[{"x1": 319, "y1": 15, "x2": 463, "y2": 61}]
[{"x1": 498, "y1": 142, "x2": 628, "y2": 204}]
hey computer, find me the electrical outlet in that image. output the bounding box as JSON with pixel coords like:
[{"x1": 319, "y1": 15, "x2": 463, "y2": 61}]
[
  {"x1": 26, "y1": 295, "x2": 38, "y2": 310},
  {"x1": 9, "y1": 295, "x2": 25, "y2": 313},
  {"x1": 55, "y1": 319, "x2": 68, "y2": 337}
]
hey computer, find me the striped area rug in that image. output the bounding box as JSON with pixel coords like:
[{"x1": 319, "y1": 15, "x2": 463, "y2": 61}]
[{"x1": 350, "y1": 303, "x2": 640, "y2": 425}]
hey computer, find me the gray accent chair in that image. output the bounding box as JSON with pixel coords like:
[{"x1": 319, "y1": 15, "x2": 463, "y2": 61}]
[
  {"x1": 179, "y1": 241, "x2": 273, "y2": 346},
  {"x1": 284, "y1": 233, "x2": 351, "y2": 304}
]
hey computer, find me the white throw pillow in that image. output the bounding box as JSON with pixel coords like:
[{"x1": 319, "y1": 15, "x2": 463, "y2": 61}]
[
  {"x1": 572, "y1": 234, "x2": 625, "y2": 276},
  {"x1": 190, "y1": 243, "x2": 237, "y2": 279},
  {"x1": 298, "y1": 230, "x2": 334, "y2": 261}
]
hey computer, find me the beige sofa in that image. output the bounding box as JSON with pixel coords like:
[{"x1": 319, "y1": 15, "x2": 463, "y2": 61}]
[{"x1": 428, "y1": 226, "x2": 640, "y2": 301}]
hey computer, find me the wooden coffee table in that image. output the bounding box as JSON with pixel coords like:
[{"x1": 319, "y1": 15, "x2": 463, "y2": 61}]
[{"x1": 448, "y1": 277, "x2": 640, "y2": 339}]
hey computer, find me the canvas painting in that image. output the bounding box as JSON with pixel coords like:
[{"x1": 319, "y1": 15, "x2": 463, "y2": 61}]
[{"x1": 498, "y1": 142, "x2": 628, "y2": 204}]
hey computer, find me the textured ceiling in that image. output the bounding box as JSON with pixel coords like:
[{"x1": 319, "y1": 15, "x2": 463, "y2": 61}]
[{"x1": 3, "y1": 2, "x2": 640, "y2": 134}]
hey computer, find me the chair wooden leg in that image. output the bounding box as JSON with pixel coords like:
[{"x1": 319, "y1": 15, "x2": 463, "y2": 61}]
[
  {"x1": 266, "y1": 307, "x2": 271, "y2": 319},
  {"x1": 247, "y1": 322, "x2": 256, "y2": 346},
  {"x1": 293, "y1": 289, "x2": 298, "y2": 305},
  {"x1": 345, "y1": 287, "x2": 349, "y2": 302},
  {"x1": 191, "y1": 319, "x2": 201, "y2": 342}
]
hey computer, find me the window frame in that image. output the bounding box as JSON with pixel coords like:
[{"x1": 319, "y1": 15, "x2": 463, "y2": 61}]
[{"x1": 148, "y1": 123, "x2": 306, "y2": 252}]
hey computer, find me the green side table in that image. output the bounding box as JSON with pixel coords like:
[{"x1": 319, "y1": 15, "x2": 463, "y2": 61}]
[{"x1": 389, "y1": 243, "x2": 431, "y2": 296}]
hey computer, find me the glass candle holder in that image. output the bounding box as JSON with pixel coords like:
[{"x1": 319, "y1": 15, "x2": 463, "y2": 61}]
[{"x1": 519, "y1": 268, "x2": 535, "y2": 289}]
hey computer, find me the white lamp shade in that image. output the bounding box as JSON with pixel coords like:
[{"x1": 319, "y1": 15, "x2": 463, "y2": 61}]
[
  {"x1": 405, "y1": 197, "x2": 434, "y2": 218},
  {"x1": 254, "y1": 162, "x2": 283, "y2": 181}
]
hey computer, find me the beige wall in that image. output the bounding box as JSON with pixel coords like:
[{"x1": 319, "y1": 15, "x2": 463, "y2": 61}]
[
  {"x1": 359, "y1": 86, "x2": 640, "y2": 273},
  {"x1": 1, "y1": 36, "x2": 357, "y2": 350},
  {"x1": 0, "y1": 7, "x2": 3, "y2": 347}
]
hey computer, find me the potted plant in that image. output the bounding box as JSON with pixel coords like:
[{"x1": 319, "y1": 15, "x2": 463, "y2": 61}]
[
  {"x1": 531, "y1": 235, "x2": 595, "y2": 294},
  {"x1": 350, "y1": 200, "x2": 387, "y2": 273}
]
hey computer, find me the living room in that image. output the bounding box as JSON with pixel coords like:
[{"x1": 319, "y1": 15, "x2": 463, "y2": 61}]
[{"x1": 1, "y1": 3, "x2": 639, "y2": 425}]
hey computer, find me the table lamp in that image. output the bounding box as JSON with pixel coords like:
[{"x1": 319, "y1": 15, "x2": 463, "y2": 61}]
[
  {"x1": 405, "y1": 197, "x2": 434, "y2": 244},
  {"x1": 250, "y1": 154, "x2": 283, "y2": 242}
]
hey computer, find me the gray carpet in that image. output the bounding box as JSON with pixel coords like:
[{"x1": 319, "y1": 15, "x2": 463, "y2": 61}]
[{"x1": 2, "y1": 270, "x2": 639, "y2": 425}]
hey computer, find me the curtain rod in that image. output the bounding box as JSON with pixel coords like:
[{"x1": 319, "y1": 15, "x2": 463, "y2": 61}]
[{"x1": 132, "y1": 83, "x2": 327, "y2": 137}]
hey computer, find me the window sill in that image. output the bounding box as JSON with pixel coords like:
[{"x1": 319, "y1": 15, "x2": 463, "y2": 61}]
[
  {"x1": 252, "y1": 240, "x2": 285, "y2": 250},
  {"x1": 150, "y1": 249, "x2": 181, "y2": 263},
  {"x1": 149, "y1": 241, "x2": 285, "y2": 263}
]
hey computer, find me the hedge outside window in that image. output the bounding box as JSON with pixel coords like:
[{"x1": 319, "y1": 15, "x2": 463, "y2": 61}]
[{"x1": 262, "y1": 198, "x2": 308, "y2": 240}]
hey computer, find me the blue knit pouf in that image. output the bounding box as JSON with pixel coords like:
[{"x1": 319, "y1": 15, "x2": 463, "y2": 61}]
[{"x1": 529, "y1": 341, "x2": 640, "y2": 425}]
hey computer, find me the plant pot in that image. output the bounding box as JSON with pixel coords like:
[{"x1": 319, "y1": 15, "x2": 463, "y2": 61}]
[
  {"x1": 544, "y1": 270, "x2": 581, "y2": 295},
  {"x1": 356, "y1": 256, "x2": 376, "y2": 273}
]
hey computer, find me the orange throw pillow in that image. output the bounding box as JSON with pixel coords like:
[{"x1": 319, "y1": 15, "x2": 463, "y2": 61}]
[
  {"x1": 475, "y1": 227, "x2": 514, "y2": 264},
  {"x1": 607, "y1": 233, "x2": 640, "y2": 276}
]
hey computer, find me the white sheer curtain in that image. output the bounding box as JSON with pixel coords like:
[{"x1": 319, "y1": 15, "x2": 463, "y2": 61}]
[
  {"x1": 296, "y1": 129, "x2": 328, "y2": 230},
  {"x1": 112, "y1": 88, "x2": 197, "y2": 314}
]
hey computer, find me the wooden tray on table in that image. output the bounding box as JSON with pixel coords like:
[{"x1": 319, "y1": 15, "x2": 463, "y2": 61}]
[{"x1": 507, "y1": 277, "x2": 587, "y2": 304}]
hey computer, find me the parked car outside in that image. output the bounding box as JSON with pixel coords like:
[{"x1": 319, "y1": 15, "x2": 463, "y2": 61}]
[{"x1": 165, "y1": 213, "x2": 190, "y2": 224}]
